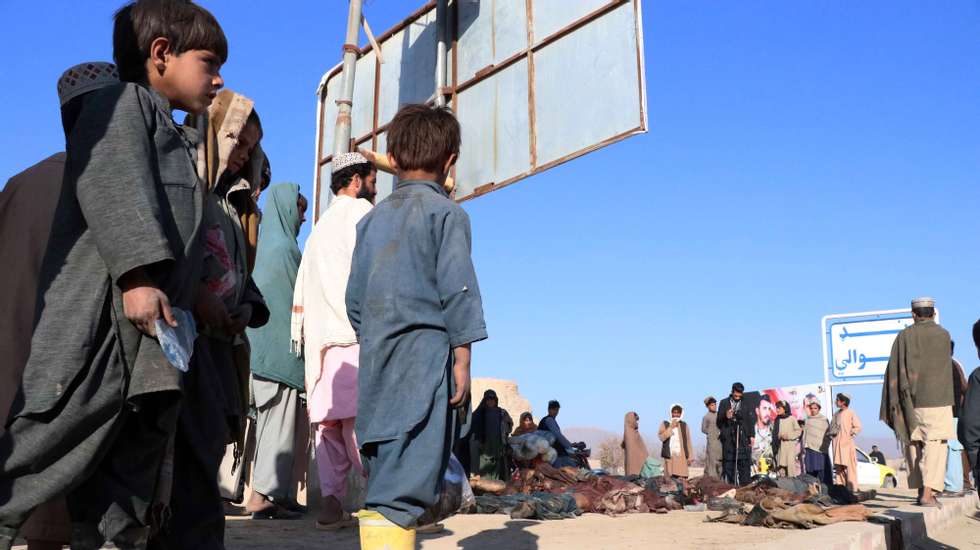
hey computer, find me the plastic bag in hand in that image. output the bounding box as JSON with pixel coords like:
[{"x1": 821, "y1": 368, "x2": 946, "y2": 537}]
[{"x1": 154, "y1": 308, "x2": 197, "y2": 372}]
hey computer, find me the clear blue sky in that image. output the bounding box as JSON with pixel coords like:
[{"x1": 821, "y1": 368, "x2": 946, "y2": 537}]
[{"x1": 2, "y1": 1, "x2": 979, "y2": 446}]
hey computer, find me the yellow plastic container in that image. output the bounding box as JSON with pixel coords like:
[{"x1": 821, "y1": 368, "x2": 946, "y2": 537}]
[{"x1": 357, "y1": 510, "x2": 416, "y2": 550}]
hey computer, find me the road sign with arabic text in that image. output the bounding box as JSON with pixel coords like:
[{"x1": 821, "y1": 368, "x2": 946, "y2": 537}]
[{"x1": 822, "y1": 310, "x2": 913, "y2": 383}]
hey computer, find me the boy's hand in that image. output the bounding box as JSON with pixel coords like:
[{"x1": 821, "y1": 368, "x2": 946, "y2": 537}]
[
  {"x1": 449, "y1": 344, "x2": 472, "y2": 408},
  {"x1": 227, "y1": 303, "x2": 253, "y2": 335},
  {"x1": 120, "y1": 269, "x2": 175, "y2": 336},
  {"x1": 194, "y1": 285, "x2": 232, "y2": 330}
]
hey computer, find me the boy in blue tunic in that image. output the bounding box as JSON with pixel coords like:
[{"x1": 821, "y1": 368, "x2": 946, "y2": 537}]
[{"x1": 347, "y1": 104, "x2": 487, "y2": 541}]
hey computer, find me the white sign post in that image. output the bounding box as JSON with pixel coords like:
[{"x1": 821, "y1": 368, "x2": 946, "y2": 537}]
[{"x1": 820, "y1": 309, "x2": 917, "y2": 410}]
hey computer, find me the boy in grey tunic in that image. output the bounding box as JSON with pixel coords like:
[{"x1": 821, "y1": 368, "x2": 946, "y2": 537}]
[
  {"x1": 0, "y1": 2, "x2": 228, "y2": 549},
  {"x1": 347, "y1": 105, "x2": 488, "y2": 537}
]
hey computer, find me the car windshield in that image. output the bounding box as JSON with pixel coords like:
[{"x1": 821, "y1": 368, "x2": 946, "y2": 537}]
[{"x1": 856, "y1": 450, "x2": 869, "y2": 463}]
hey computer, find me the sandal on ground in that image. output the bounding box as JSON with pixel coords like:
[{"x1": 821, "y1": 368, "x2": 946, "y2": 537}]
[
  {"x1": 417, "y1": 523, "x2": 445, "y2": 535},
  {"x1": 251, "y1": 506, "x2": 303, "y2": 520},
  {"x1": 315, "y1": 513, "x2": 357, "y2": 531}
]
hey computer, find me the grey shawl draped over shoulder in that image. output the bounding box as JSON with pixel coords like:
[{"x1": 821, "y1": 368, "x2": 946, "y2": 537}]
[
  {"x1": 880, "y1": 319, "x2": 953, "y2": 444},
  {"x1": 347, "y1": 180, "x2": 488, "y2": 445}
]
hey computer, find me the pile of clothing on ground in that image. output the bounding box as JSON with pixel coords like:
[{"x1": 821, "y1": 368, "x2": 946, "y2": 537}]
[
  {"x1": 463, "y1": 465, "x2": 877, "y2": 530},
  {"x1": 509, "y1": 431, "x2": 560, "y2": 464}
]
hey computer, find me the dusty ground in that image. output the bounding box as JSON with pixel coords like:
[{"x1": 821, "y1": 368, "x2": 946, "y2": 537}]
[
  {"x1": 220, "y1": 490, "x2": 928, "y2": 550},
  {"x1": 224, "y1": 508, "x2": 794, "y2": 550},
  {"x1": 12, "y1": 489, "x2": 959, "y2": 549},
  {"x1": 912, "y1": 510, "x2": 980, "y2": 550}
]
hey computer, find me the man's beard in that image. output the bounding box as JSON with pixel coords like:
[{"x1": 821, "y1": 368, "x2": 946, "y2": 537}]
[{"x1": 357, "y1": 185, "x2": 376, "y2": 203}]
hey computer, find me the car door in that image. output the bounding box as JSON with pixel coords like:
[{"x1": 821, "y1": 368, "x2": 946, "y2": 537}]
[{"x1": 855, "y1": 449, "x2": 881, "y2": 487}]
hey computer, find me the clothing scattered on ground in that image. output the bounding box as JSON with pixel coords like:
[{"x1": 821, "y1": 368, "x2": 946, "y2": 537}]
[
  {"x1": 471, "y1": 494, "x2": 580, "y2": 520},
  {"x1": 510, "y1": 432, "x2": 559, "y2": 464},
  {"x1": 640, "y1": 457, "x2": 665, "y2": 479}
]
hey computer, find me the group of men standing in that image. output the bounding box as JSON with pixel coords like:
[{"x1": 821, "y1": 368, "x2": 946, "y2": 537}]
[{"x1": 697, "y1": 296, "x2": 980, "y2": 509}]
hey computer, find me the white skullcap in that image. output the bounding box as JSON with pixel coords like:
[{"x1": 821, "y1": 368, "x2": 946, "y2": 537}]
[
  {"x1": 57, "y1": 62, "x2": 119, "y2": 106},
  {"x1": 911, "y1": 297, "x2": 936, "y2": 309},
  {"x1": 331, "y1": 152, "x2": 370, "y2": 174}
]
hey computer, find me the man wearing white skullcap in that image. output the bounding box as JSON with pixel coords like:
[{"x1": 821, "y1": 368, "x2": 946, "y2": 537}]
[
  {"x1": 0, "y1": 61, "x2": 119, "y2": 550},
  {"x1": 881, "y1": 297, "x2": 955, "y2": 507},
  {"x1": 290, "y1": 151, "x2": 376, "y2": 529}
]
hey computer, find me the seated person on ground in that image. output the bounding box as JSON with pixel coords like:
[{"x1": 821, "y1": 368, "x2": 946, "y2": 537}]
[{"x1": 537, "y1": 400, "x2": 586, "y2": 467}]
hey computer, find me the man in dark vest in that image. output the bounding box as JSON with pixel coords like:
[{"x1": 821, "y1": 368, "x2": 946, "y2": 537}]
[{"x1": 718, "y1": 383, "x2": 756, "y2": 486}]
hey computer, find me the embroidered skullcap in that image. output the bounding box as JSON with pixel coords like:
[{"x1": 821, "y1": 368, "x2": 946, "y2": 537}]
[
  {"x1": 911, "y1": 296, "x2": 935, "y2": 309},
  {"x1": 57, "y1": 62, "x2": 119, "y2": 106},
  {"x1": 331, "y1": 152, "x2": 370, "y2": 174}
]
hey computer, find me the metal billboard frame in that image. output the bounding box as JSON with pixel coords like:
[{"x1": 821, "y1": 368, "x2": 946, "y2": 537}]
[{"x1": 313, "y1": 0, "x2": 648, "y2": 217}]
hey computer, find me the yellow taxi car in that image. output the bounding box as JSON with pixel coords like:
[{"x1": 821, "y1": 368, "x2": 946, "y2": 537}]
[{"x1": 856, "y1": 447, "x2": 898, "y2": 488}]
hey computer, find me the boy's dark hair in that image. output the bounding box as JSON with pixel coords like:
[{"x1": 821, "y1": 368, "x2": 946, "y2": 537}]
[
  {"x1": 113, "y1": 0, "x2": 228, "y2": 82},
  {"x1": 836, "y1": 393, "x2": 850, "y2": 406},
  {"x1": 671, "y1": 405, "x2": 683, "y2": 414},
  {"x1": 731, "y1": 382, "x2": 745, "y2": 393},
  {"x1": 912, "y1": 306, "x2": 935, "y2": 318},
  {"x1": 548, "y1": 400, "x2": 560, "y2": 410},
  {"x1": 973, "y1": 319, "x2": 980, "y2": 350},
  {"x1": 330, "y1": 162, "x2": 375, "y2": 194},
  {"x1": 386, "y1": 104, "x2": 460, "y2": 175},
  {"x1": 247, "y1": 110, "x2": 263, "y2": 139}
]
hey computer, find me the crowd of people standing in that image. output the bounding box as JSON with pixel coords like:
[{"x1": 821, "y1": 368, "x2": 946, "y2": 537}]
[
  {"x1": 0, "y1": 1, "x2": 489, "y2": 549},
  {"x1": 1, "y1": 3, "x2": 980, "y2": 550},
  {"x1": 644, "y1": 296, "x2": 980, "y2": 511}
]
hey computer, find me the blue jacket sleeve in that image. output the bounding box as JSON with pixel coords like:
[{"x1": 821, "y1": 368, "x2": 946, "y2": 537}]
[
  {"x1": 544, "y1": 417, "x2": 575, "y2": 452},
  {"x1": 435, "y1": 207, "x2": 487, "y2": 348}
]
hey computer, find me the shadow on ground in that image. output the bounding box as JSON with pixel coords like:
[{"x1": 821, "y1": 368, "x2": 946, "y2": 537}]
[{"x1": 458, "y1": 520, "x2": 539, "y2": 550}]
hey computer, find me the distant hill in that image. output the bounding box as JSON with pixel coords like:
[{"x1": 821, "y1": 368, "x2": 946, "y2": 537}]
[{"x1": 564, "y1": 427, "x2": 618, "y2": 450}]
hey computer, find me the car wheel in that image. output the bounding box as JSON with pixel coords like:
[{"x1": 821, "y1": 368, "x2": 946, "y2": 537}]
[{"x1": 883, "y1": 474, "x2": 897, "y2": 488}]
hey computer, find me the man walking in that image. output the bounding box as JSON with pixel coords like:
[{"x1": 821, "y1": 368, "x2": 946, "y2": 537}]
[
  {"x1": 881, "y1": 297, "x2": 955, "y2": 507},
  {"x1": 701, "y1": 397, "x2": 723, "y2": 478}
]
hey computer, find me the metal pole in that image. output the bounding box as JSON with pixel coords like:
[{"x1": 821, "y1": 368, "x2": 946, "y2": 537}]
[
  {"x1": 333, "y1": 0, "x2": 364, "y2": 158},
  {"x1": 434, "y1": 0, "x2": 448, "y2": 107}
]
